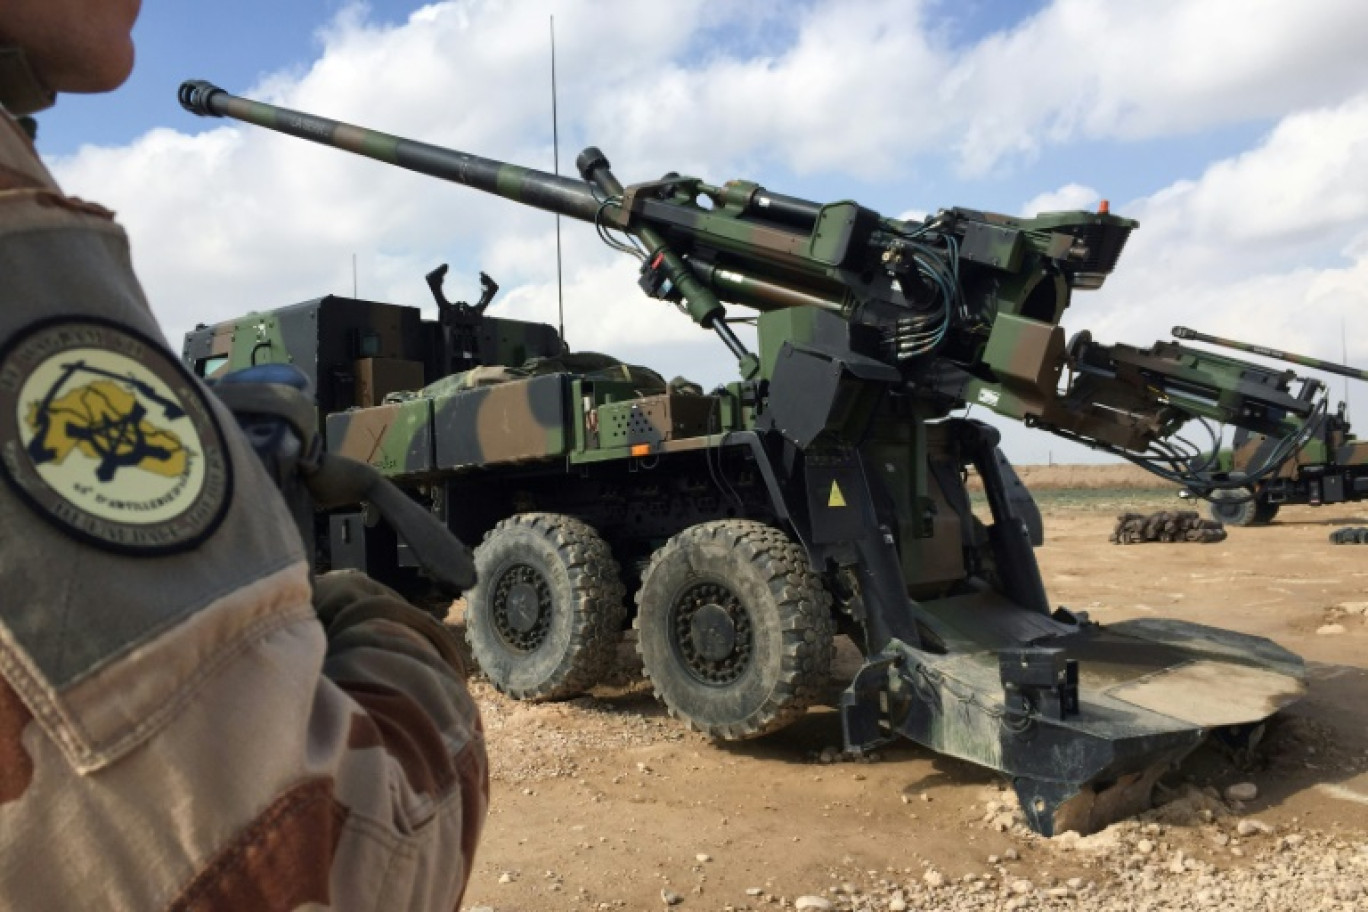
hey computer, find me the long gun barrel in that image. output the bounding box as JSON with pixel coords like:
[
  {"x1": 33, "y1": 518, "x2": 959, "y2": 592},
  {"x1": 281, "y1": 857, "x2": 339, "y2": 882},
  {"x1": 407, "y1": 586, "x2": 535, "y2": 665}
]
[
  {"x1": 178, "y1": 80, "x2": 603, "y2": 222},
  {"x1": 1173, "y1": 325, "x2": 1368, "y2": 382},
  {"x1": 178, "y1": 80, "x2": 1138, "y2": 380},
  {"x1": 177, "y1": 79, "x2": 833, "y2": 375}
]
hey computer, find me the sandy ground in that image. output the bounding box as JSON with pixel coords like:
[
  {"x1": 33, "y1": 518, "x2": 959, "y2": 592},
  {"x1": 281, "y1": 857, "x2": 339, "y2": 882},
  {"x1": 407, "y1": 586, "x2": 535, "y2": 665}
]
[{"x1": 453, "y1": 469, "x2": 1368, "y2": 911}]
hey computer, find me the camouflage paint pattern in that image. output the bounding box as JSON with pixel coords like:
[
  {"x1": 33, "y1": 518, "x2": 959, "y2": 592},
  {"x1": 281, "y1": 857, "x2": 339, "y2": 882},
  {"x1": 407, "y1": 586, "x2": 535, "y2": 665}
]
[
  {"x1": 182, "y1": 297, "x2": 428, "y2": 419},
  {"x1": 970, "y1": 333, "x2": 1321, "y2": 455},
  {"x1": 884, "y1": 611, "x2": 1301, "y2": 835},
  {"x1": 1174, "y1": 325, "x2": 1368, "y2": 383},
  {"x1": 1172, "y1": 327, "x2": 1368, "y2": 506},
  {"x1": 180, "y1": 82, "x2": 605, "y2": 223},
  {"x1": 354, "y1": 356, "x2": 425, "y2": 407},
  {"x1": 0, "y1": 107, "x2": 486, "y2": 910},
  {"x1": 179, "y1": 81, "x2": 1135, "y2": 360},
  {"x1": 976, "y1": 312, "x2": 1066, "y2": 414},
  {"x1": 320, "y1": 368, "x2": 743, "y2": 480},
  {"x1": 1230, "y1": 430, "x2": 1368, "y2": 483},
  {"x1": 326, "y1": 398, "x2": 435, "y2": 476},
  {"x1": 184, "y1": 298, "x2": 560, "y2": 403},
  {"x1": 432, "y1": 374, "x2": 568, "y2": 469},
  {"x1": 595, "y1": 394, "x2": 718, "y2": 449}
]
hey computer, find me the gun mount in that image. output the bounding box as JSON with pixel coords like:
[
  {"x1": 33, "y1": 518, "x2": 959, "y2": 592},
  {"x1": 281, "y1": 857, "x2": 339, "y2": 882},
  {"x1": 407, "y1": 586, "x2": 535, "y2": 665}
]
[{"x1": 180, "y1": 80, "x2": 1309, "y2": 836}]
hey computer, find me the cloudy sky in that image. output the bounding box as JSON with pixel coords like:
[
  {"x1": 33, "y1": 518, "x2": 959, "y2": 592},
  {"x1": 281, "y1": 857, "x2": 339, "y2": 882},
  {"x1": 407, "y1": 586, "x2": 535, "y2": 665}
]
[{"x1": 35, "y1": 0, "x2": 1368, "y2": 464}]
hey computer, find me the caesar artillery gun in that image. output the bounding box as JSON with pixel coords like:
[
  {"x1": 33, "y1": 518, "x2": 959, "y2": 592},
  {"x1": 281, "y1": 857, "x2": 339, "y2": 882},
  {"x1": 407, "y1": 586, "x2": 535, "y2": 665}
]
[
  {"x1": 1168, "y1": 326, "x2": 1368, "y2": 526},
  {"x1": 179, "y1": 80, "x2": 1315, "y2": 836}
]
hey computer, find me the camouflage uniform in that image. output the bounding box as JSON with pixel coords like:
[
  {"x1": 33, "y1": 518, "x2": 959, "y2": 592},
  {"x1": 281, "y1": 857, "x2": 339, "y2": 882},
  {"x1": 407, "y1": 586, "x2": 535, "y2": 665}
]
[{"x1": 0, "y1": 103, "x2": 487, "y2": 909}]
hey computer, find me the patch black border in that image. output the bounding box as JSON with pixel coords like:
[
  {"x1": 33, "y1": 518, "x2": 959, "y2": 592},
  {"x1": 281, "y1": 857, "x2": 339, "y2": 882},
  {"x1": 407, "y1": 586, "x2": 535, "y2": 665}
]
[{"x1": 0, "y1": 315, "x2": 234, "y2": 556}]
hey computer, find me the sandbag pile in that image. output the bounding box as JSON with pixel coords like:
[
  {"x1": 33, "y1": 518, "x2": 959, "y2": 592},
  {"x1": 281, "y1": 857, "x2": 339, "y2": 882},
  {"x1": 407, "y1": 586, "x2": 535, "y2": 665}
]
[
  {"x1": 1329, "y1": 526, "x2": 1368, "y2": 544},
  {"x1": 1110, "y1": 510, "x2": 1227, "y2": 544}
]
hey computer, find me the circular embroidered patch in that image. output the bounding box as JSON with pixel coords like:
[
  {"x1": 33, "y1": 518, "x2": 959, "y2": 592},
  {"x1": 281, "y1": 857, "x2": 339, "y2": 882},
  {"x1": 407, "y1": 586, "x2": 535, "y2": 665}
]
[{"x1": 0, "y1": 317, "x2": 232, "y2": 555}]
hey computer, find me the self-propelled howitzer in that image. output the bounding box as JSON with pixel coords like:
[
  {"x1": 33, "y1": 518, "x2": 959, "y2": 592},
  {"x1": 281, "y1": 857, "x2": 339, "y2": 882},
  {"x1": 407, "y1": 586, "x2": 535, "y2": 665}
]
[
  {"x1": 180, "y1": 80, "x2": 1307, "y2": 836},
  {"x1": 1170, "y1": 326, "x2": 1368, "y2": 525}
]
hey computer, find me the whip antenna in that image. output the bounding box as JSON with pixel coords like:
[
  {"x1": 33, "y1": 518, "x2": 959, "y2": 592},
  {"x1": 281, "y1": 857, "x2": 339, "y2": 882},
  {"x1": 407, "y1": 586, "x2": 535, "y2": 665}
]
[
  {"x1": 551, "y1": 16, "x2": 565, "y2": 346},
  {"x1": 1343, "y1": 316, "x2": 1352, "y2": 420}
]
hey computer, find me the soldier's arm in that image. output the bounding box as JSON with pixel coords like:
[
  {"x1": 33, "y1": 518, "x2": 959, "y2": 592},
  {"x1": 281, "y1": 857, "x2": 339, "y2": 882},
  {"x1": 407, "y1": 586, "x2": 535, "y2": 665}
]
[{"x1": 312, "y1": 570, "x2": 489, "y2": 901}]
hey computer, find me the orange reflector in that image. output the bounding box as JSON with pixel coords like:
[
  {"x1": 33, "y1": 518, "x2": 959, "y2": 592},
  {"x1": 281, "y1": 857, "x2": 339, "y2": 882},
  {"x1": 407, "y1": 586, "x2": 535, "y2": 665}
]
[
  {"x1": 631, "y1": 443, "x2": 651, "y2": 457},
  {"x1": 1098, "y1": 199, "x2": 1110, "y2": 214}
]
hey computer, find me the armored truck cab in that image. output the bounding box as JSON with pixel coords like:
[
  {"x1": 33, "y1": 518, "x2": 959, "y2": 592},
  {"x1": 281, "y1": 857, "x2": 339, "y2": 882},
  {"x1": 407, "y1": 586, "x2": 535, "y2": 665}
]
[{"x1": 183, "y1": 286, "x2": 566, "y2": 584}]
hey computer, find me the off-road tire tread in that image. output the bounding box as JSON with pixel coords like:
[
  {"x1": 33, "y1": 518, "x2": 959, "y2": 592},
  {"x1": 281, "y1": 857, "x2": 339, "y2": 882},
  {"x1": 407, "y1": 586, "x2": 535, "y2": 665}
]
[
  {"x1": 467, "y1": 512, "x2": 625, "y2": 702},
  {"x1": 634, "y1": 519, "x2": 834, "y2": 740}
]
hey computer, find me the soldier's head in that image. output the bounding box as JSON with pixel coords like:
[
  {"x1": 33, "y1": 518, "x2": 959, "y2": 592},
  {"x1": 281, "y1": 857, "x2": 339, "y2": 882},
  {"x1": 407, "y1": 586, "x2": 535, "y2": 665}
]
[{"x1": 0, "y1": 0, "x2": 141, "y2": 109}]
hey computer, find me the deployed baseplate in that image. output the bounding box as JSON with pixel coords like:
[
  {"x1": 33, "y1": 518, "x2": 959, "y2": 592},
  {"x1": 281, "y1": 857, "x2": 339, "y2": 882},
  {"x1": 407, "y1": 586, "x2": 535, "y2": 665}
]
[{"x1": 842, "y1": 592, "x2": 1305, "y2": 836}]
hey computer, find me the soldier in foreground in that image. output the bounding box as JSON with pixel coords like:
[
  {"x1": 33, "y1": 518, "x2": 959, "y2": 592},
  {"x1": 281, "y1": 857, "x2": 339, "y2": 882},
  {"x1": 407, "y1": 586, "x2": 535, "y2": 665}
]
[{"x1": 0, "y1": 3, "x2": 488, "y2": 908}]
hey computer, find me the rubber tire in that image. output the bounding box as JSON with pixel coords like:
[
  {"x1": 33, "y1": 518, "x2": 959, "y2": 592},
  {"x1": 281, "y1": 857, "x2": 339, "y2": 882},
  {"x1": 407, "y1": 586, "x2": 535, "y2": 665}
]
[
  {"x1": 634, "y1": 520, "x2": 835, "y2": 740},
  {"x1": 1252, "y1": 500, "x2": 1280, "y2": 524},
  {"x1": 466, "y1": 513, "x2": 625, "y2": 701},
  {"x1": 1208, "y1": 489, "x2": 1260, "y2": 527}
]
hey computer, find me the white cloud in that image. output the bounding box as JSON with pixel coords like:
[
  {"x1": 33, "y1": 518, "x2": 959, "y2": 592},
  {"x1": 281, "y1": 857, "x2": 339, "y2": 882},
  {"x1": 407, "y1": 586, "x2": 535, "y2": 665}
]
[
  {"x1": 1021, "y1": 183, "x2": 1100, "y2": 216},
  {"x1": 566, "y1": 0, "x2": 1368, "y2": 179},
  {"x1": 1127, "y1": 92, "x2": 1368, "y2": 266},
  {"x1": 38, "y1": 0, "x2": 1368, "y2": 462},
  {"x1": 946, "y1": 0, "x2": 1368, "y2": 175},
  {"x1": 1075, "y1": 90, "x2": 1368, "y2": 375}
]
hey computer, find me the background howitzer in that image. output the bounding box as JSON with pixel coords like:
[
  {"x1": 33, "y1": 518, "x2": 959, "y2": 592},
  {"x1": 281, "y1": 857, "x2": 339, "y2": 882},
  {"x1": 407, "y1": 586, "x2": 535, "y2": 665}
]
[
  {"x1": 179, "y1": 80, "x2": 1309, "y2": 836},
  {"x1": 1170, "y1": 326, "x2": 1368, "y2": 525},
  {"x1": 1173, "y1": 325, "x2": 1368, "y2": 384}
]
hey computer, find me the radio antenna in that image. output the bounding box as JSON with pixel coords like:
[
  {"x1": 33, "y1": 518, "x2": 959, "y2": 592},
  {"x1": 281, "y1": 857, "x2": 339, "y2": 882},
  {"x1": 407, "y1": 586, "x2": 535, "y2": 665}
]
[
  {"x1": 1343, "y1": 316, "x2": 1352, "y2": 420},
  {"x1": 551, "y1": 15, "x2": 565, "y2": 346}
]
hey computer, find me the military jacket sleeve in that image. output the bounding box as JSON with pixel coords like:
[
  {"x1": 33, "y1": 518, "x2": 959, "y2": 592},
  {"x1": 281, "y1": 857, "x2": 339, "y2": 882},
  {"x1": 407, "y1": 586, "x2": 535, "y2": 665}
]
[{"x1": 0, "y1": 108, "x2": 487, "y2": 911}]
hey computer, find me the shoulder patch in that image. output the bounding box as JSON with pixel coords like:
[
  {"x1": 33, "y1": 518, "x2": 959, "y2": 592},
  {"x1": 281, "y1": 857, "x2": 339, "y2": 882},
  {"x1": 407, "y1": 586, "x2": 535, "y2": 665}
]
[{"x1": 0, "y1": 316, "x2": 232, "y2": 555}]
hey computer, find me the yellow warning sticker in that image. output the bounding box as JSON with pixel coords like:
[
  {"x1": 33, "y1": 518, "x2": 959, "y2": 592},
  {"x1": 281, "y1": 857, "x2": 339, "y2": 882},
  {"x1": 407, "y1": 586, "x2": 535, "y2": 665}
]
[{"x1": 828, "y1": 480, "x2": 847, "y2": 508}]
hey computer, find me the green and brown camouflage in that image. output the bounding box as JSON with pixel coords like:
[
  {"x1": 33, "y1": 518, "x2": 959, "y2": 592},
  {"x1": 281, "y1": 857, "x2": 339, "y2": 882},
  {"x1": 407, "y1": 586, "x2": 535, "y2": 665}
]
[
  {"x1": 179, "y1": 79, "x2": 1142, "y2": 385},
  {"x1": 1174, "y1": 325, "x2": 1368, "y2": 383},
  {"x1": 971, "y1": 332, "x2": 1319, "y2": 454},
  {"x1": 326, "y1": 397, "x2": 434, "y2": 476},
  {"x1": 1167, "y1": 326, "x2": 1368, "y2": 525},
  {"x1": 180, "y1": 81, "x2": 1319, "y2": 837},
  {"x1": 184, "y1": 287, "x2": 565, "y2": 430},
  {"x1": 1228, "y1": 420, "x2": 1368, "y2": 479},
  {"x1": 178, "y1": 81, "x2": 1327, "y2": 485},
  {"x1": 185, "y1": 76, "x2": 1323, "y2": 480},
  {"x1": 326, "y1": 370, "x2": 735, "y2": 476}
]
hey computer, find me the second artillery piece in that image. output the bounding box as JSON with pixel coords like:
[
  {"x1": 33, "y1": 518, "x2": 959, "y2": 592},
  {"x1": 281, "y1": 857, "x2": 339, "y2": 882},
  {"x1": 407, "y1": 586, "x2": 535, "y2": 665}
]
[
  {"x1": 1172, "y1": 325, "x2": 1368, "y2": 526},
  {"x1": 178, "y1": 80, "x2": 1316, "y2": 836}
]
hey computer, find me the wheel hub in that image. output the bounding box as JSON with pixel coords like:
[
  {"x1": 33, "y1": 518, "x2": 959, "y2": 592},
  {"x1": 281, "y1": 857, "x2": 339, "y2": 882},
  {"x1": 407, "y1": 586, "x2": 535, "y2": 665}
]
[
  {"x1": 689, "y1": 603, "x2": 737, "y2": 661},
  {"x1": 504, "y1": 582, "x2": 541, "y2": 633},
  {"x1": 492, "y1": 564, "x2": 552, "y2": 651},
  {"x1": 671, "y1": 582, "x2": 752, "y2": 685}
]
